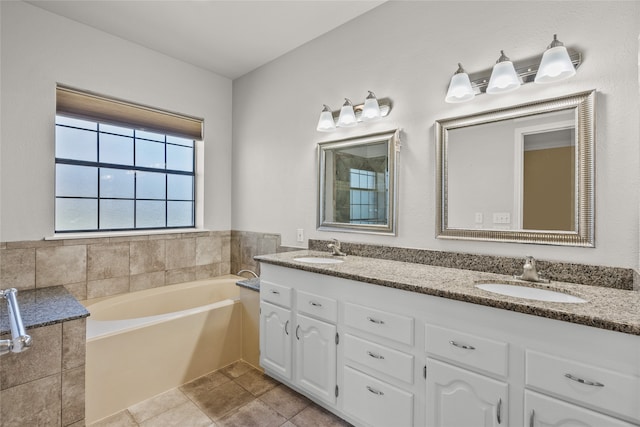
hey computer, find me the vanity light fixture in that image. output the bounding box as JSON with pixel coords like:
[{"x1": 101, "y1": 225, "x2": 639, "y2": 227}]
[
  {"x1": 534, "y1": 34, "x2": 576, "y2": 84},
  {"x1": 445, "y1": 64, "x2": 475, "y2": 103},
  {"x1": 316, "y1": 91, "x2": 392, "y2": 132},
  {"x1": 486, "y1": 50, "x2": 521, "y2": 94},
  {"x1": 445, "y1": 34, "x2": 582, "y2": 102},
  {"x1": 337, "y1": 98, "x2": 357, "y2": 127}
]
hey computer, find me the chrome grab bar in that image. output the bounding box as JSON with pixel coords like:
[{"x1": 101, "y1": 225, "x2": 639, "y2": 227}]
[{"x1": 0, "y1": 288, "x2": 32, "y2": 355}]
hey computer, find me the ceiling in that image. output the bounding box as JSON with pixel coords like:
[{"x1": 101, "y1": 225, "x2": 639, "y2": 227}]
[{"x1": 26, "y1": 0, "x2": 386, "y2": 80}]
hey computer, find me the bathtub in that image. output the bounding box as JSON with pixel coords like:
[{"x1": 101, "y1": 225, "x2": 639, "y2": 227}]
[{"x1": 85, "y1": 275, "x2": 243, "y2": 424}]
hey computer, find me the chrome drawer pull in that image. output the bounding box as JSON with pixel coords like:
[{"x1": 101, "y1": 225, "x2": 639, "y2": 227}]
[
  {"x1": 284, "y1": 320, "x2": 289, "y2": 336},
  {"x1": 366, "y1": 385, "x2": 384, "y2": 396},
  {"x1": 564, "y1": 373, "x2": 604, "y2": 387},
  {"x1": 367, "y1": 317, "x2": 385, "y2": 325},
  {"x1": 367, "y1": 351, "x2": 385, "y2": 360},
  {"x1": 497, "y1": 398, "x2": 502, "y2": 424},
  {"x1": 270, "y1": 290, "x2": 280, "y2": 295},
  {"x1": 449, "y1": 340, "x2": 476, "y2": 350},
  {"x1": 309, "y1": 301, "x2": 322, "y2": 307},
  {"x1": 295, "y1": 325, "x2": 301, "y2": 340}
]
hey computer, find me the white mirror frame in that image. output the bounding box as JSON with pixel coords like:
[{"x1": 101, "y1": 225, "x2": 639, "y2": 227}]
[
  {"x1": 317, "y1": 129, "x2": 400, "y2": 235},
  {"x1": 436, "y1": 90, "x2": 595, "y2": 247}
]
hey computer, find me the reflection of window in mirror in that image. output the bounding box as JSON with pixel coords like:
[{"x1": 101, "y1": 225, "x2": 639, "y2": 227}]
[{"x1": 318, "y1": 130, "x2": 398, "y2": 235}]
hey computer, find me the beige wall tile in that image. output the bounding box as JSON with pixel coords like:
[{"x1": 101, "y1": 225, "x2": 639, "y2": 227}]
[
  {"x1": 130, "y1": 240, "x2": 165, "y2": 275},
  {"x1": 6, "y1": 240, "x2": 62, "y2": 249},
  {"x1": 0, "y1": 247, "x2": 35, "y2": 290},
  {"x1": 130, "y1": 271, "x2": 165, "y2": 292},
  {"x1": 0, "y1": 374, "x2": 62, "y2": 426},
  {"x1": 63, "y1": 318, "x2": 86, "y2": 370},
  {"x1": 166, "y1": 238, "x2": 196, "y2": 270},
  {"x1": 0, "y1": 324, "x2": 62, "y2": 389},
  {"x1": 88, "y1": 242, "x2": 130, "y2": 280},
  {"x1": 196, "y1": 235, "x2": 221, "y2": 266},
  {"x1": 65, "y1": 282, "x2": 88, "y2": 301},
  {"x1": 62, "y1": 366, "x2": 85, "y2": 426},
  {"x1": 166, "y1": 267, "x2": 196, "y2": 285},
  {"x1": 36, "y1": 245, "x2": 87, "y2": 287},
  {"x1": 87, "y1": 276, "x2": 130, "y2": 299},
  {"x1": 196, "y1": 264, "x2": 220, "y2": 280}
]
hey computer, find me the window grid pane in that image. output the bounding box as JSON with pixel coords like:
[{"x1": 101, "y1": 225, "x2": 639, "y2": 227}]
[{"x1": 55, "y1": 115, "x2": 195, "y2": 232}]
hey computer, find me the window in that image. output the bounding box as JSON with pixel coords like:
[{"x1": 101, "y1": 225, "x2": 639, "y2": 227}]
[
  {"x1": 55, "y1": 115, "x2": 196, "y2": 232},
  {"x1": 349, "y1": 168, "x2": 387, "y2": 225}
]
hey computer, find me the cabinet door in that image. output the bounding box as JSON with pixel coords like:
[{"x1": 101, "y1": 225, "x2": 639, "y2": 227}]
[
  {"x1": 260, "y1": 301, "x2": 292, "y2": 380},
  {"x1": 295, "y1": 313, "x2": 337, "y2": 404},
  {"x1": 525, "y1": 390, "x2": 637, "y2": 427},
  {"x1": 426, "y1": 358, "x2": 508, "y2": 427}
]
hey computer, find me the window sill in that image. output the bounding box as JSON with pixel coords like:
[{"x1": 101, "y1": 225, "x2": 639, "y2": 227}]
[{"x1": 45, "y1": 228, "x2": 211, "y2": 241}]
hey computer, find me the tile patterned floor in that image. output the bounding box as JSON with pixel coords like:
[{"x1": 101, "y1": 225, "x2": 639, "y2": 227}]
[{"x1": 89, "y1": 361, "x2": 352, "y2": 427}]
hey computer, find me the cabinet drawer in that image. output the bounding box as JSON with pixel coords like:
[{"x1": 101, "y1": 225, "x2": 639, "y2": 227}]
[
  {"x1": 344, "y1": 302, "x2": 414, "y2": 346},
  {"x1": 343, "y1": 366, "x2": 413, "y2": 427},
  {"x1": 296, "y1": 290, "x2": 337, "y2": 323},
  {"x1": 526, "y1": 350, "x2": 640, "y2": 422},
  {"x1": 344, "y1": 334, "x2": 414, "y2": 384},
  {"x1": 260, "y1": 281, "x2": 292, "y2": 308},
  {"x1": 425, "y1": 325, "x2": 508, "y2": 377}
]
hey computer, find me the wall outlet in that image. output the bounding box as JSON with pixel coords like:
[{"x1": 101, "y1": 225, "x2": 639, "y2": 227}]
[
  {"x1": 474, "y1": 212, "x2": 483, "y2": 223},
  {"x1": 296, "y1": 228, "x2": 304, "y2": 242},
  {"x1": 493, "y1": 212, "x2": 511, "y2": 224}
]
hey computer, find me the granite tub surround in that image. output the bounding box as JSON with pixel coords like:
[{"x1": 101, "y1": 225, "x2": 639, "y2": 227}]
[
  {"x1": 0, "y1": 230, "x2": 231, "y2": 301},
  {"x1": 255, "y1": 250, "x2": 640, "y2": 335},
  {"x1": 309, "y1": 239, "x2": 635, "y2": 290}
]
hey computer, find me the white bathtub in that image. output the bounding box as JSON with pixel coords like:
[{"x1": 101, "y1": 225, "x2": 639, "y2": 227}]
[{"x1": 85, "y1": 275, "x2": 243, "y2": 424}]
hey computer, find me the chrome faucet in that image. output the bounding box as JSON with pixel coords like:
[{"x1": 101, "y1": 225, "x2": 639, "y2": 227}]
[
  {"x1": 236, "y1": 269, "x2": 258, "y2": 279},
  {"x1": 327, "y1": 239, "x2": 347, "y2": 256},
  {"x1": 514, "y1": 256, "x2": 550, "y2": 283}
]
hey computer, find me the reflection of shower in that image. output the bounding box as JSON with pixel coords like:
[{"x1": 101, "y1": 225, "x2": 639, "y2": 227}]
[{"x1": 0, "y1": 288, "x2": 32, "y2": 356}]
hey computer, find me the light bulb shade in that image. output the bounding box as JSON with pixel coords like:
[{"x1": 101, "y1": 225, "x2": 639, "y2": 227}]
[
  {"x1": 316, "y1": 105, "x2": 336, "y2": 132},
  {"x1": 486, "y1": 61, "x2": 521, "y2": 94},
  {"x1": 337, "y1": 99, "x2": 357, "y2": 127},
  {"x1": 362, "y1": 91, "x2": 381, "y2": 122},
  {"x1": 445, "y1": 72, "x2": 475, "y2": 103},
  {"x1": 534, "y1": 45, "x2": 576, "y2": 84}
]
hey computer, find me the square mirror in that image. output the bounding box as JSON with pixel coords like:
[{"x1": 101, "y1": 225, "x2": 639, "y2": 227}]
[{"x1": 318, "y1": 130, "x2": 399, "y2": 235}]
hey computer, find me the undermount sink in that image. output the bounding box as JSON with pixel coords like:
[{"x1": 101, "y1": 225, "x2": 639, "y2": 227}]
[
  {"x1": 475, "y1": 282, "x2": 587, "y2": 304},
  {"x1": 293, "y1": 257, "x2": 344, "y2": 264}
]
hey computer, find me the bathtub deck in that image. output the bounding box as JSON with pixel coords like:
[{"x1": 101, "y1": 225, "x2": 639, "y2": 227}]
[{"x1": 88, "y1": 361, "x2": 352, "y2": 427}]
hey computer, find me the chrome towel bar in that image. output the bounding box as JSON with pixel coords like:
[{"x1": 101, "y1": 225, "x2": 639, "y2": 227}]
[{"x1": 0, "y1": 288, "x2": 32, "y2": 355}]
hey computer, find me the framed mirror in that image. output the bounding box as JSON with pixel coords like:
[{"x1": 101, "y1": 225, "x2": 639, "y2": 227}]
[
  {"x1": 436, "y1": 90, "x2": 595, "y2": 246},
  {"x1": 318, "y1": 130, "x2": 400, "y2": 235}
]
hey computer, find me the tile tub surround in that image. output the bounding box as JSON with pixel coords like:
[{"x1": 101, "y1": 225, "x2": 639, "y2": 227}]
[
  {"x1": 0, "y1": 287, "x2": 89, "y2": 426},
  {"x1": 309, "y1": 239, "x2": 635, "y2": 290},
  {"x1": 256, "y1": 250, "x2": 640, "y2": 335},
  {"x1": 0, "y1": 231, "x2": 231, "y2": 301},
  {"x1": 231, "y1": 230, "x2": 301, "y2": 278}
]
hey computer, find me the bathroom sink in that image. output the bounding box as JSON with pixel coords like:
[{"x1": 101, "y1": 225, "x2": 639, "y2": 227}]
[
  {"x1": 475, "y1": 283, "x2": 586, "y2": 303},
  {"x1": 293, "y1": 257, "x2": 344, "y2": 264}
]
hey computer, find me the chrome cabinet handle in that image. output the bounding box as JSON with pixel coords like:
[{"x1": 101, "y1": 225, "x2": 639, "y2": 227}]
[
  {"x1": 366, "y1": 385, "x2": 384, "y2": 396},
  {"x1": 309, "y1": 301, "x2": 322, "y2": 307},
  {"x1": 284, "y1": 320, "x2": 289, "y2": 336},
  {"x1": 497, "y1": 398, "x2": 502, "y2": 424},
  {"x1": 529, "y1": 409, "x2": 535, "y2": 427},
  {"x1": 449, "y1": 340, "x2": 476, "y2": 350},
  {"x1": 367, "y1": 351, "x2": 385, "y2": 360},
  {"x1": 295, "y1": 325, "x2": 300, "y2": 340},
  {"x1": 367, "y1": 317, "x2": 385, "y2": 325},
  {"x1": 564, "y1": 373, "x2": 604, "y2": 387},
  {"x1": 270, "y1": 290, "x2": 280, "y2": 295}
]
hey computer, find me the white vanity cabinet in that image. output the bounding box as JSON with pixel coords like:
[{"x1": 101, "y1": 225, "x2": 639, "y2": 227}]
[{"x1": 258, "y1": 262, "x2": 640, "y2": 427}]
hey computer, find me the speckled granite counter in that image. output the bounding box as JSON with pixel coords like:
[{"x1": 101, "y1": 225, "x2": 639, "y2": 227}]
[
  {"x1": 256, "y1": 250, "x2": 640, "y2": 336},
  {"x1": 0, "y1": 286, "x2": 89, "y2": 334},
  {"x1": 236, "y1": 277, "x2": 260, "y2": 292}
]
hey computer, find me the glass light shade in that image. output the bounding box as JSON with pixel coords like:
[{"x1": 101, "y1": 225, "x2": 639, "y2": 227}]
[
  {"x1": 316, "y1": 105, "x2": 336, "y2": 132},
  {"x1": 486, "y1": 60, "x2": 521, "y2": 94},
  {"x1": 361, "y1": 91, "x2": 381, "y2": 122},
  {"x1": 534, "y1": 46, "x2": 576, "y2": 84},
  {"x1": 337, "y1": 99, "x2": 357, "y2": 127},
  {"x1": 445, "y1": 72, "x2": 475, "y2": 103}
]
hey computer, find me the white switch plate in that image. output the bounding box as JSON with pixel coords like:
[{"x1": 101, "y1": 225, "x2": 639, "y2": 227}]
[
  {"x1": 296, "y1": 228, "x2": 304, "y2": 242},
  {"x1": 493, "y1": 212, "x2": 511, "y2": 224}
]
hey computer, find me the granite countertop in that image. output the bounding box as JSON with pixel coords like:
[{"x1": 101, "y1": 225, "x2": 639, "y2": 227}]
[
  {"x1": 0, "y1": 286, "x2": 89, "y2": 334},
  {"x1": 236, "y1": 277, "x2": 260, "y2": 292},
  {"x1": 255, "y1": 250, "x2": 640, "y2": 336}
]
